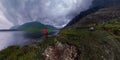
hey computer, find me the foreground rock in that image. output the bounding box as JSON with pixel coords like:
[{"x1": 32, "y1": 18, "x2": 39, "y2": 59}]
[{"x1": 43, "y1": 42, "x2": 80, "y2": 60}]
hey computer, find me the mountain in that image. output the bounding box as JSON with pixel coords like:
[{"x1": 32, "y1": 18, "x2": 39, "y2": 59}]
[
  {"x1": 18, "y1": 22, "x2": 45, "y2": 31},
  {"x1": 11, "y1": 25, "x2": 20, "y2": 29},
  {"x1": 58, "y1": 2, "x2": 120, "y2": 60},
  {"x1": 75, "y1": 6, "x2": 120, "y2": 26},
  {"x1": 18, "y1": 22, "x2": 57, "y2": 38},
  {"x1": 66, "y1": 0, "x2": 120, "y2": 27},
  {"x1": 57, "y1": 5, "x2": 120, "y2": 60},
  {"x1": 18, "y1": 22, "x2": 57, "y2": 31}
]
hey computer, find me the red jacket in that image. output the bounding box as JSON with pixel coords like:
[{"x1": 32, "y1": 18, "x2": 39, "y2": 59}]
[{"x1": 43, "y1": 28, "x2": 48, "y2": 35}]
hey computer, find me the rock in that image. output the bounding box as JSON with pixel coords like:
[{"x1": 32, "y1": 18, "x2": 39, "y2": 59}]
[
  {"x1": 89, "y1": 27, "x2": 95, "y2": 31},
  {"x1": 43, "y1": 42, "x2": 80, "y2": 60}
]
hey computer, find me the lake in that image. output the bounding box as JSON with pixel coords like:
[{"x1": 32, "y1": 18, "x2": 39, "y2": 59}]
[{"x1": 0, "y1": 31, "x2": 36, "y2": 50}]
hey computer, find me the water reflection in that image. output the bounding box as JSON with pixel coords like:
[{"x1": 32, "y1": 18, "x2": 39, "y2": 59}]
[{"x1": 0, "y1": 31, "x2": 33, "y2": 50}]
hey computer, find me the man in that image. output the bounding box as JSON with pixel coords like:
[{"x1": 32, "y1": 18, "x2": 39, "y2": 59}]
[{"x1": 43, "y1": 28, "x2": 48, "y2": 40}]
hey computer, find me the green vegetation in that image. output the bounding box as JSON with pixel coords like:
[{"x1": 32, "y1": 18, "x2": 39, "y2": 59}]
[
  {"x1": 59, "y1": 20, "x2": 120, "y2": 60},
  {"x1": 19, "y1": 22, "x2": 45, "y2": 32},
  {"x1": 19, "y1": 22, "x2": 56, "y2": 33},
  {"x1": 0, "y1": 37, "x2": 58, "y2": 60},
  {"x1": 0, "y1": 20, "x2": 120, "y2": 60}
]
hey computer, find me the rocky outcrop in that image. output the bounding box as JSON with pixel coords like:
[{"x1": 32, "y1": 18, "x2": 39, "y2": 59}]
[{"x1": 43, "y1": 42, "x2": 80, "y2": 60}]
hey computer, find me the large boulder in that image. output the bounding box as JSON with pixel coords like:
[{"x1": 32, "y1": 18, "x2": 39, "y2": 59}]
[{"x1": 43, "y1": 42, "x2": 80, "y2": 60}]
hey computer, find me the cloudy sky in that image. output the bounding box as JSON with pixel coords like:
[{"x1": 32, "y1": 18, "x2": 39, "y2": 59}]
[{"x1": 0, "y1": 0, "x2": 93, "y2": 29}]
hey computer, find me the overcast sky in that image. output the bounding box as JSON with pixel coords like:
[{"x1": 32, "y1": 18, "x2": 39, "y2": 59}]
[{"x1": 0, "y1": 0, "x2": 93, "y2": 29}]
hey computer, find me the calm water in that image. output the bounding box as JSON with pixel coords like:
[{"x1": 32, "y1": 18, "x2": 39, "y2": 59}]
[
  {"x1": 0, "y1": 31, "x2": 34, "y2": 50},
  {"x1": 0, "y1": 30, "x2": 59, "y2": 50}
]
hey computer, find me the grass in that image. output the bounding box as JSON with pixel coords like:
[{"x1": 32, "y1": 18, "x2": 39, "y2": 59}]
[
  {"x1": 58, "y1": 20, "x2": 120, "y2": 60},
  {"x1": 0, "y1": 19, "x2": 120, "y2": 60}
]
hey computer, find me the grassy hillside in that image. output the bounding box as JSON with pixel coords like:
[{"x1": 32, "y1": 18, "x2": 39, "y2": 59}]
[
  {"x1": 0, "y1": 19, "x2": 120, "y2": 60},
  {"x1": 60, "y1": 20, "x2": 120, "y2": 60},
  {"x1": 0, "y1": 5, "x2": 120, "y2": 60},
  {"x1": 75, "y1": 6, "x2": 120, "y2": 26}
]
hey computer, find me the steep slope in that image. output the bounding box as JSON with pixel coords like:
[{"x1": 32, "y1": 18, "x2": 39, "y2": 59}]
[
  {"x1": 67, "y1": 0, "x2": 120, "y2": 27},
  {"x1": 59, "y1": 21, "x2": 120, "y2": 60},
  {"x1": 59, "y1": 5, "x2": 120, "y2": 60},
  {"x1": 74, "y1": 6, "x2": 120, "y2": 26}
]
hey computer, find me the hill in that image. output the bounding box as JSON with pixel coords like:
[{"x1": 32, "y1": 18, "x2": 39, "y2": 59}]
[
  {"x1": 74, "y1": 6, "x2": 120, "y2": 27},
  {"x1": 18, "y1": 22, "x2": 57, "y2": 38}
]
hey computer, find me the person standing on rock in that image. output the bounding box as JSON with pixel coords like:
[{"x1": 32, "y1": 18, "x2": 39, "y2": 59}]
[{"x1": 43, "y1": 28, "x2": 48, "y2": 40}]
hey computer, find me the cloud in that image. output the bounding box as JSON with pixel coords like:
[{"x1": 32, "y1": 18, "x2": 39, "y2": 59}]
[{"x1": 0, "y1": 0, "x2": 93, "y2": 29}]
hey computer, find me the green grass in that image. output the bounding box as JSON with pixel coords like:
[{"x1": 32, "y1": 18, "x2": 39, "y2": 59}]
[
  {"x1": 58, "y1": 20, "x2": 120, "y2": 60},
  {"x1": 0, "y1": 20, "x2": 120, "y2": 60}
]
